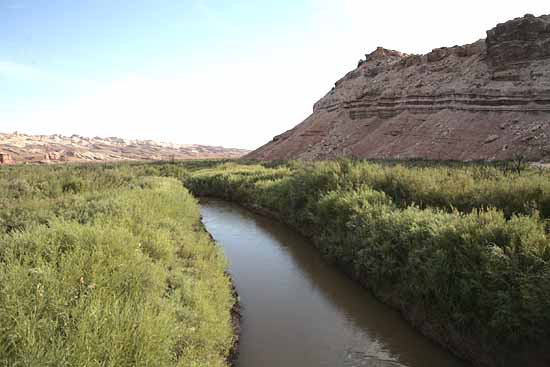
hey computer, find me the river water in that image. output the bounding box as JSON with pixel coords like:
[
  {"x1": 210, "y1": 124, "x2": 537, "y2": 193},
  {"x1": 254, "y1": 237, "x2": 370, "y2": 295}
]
[{"x1": 200, "y1": 199, "x2": 468, "y2": 367}]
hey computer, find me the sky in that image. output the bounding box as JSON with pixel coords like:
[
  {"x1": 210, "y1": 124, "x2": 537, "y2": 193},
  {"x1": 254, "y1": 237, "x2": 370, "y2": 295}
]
[{"x1": 0, "y1": 1, "x2": 548, "y2": 149}]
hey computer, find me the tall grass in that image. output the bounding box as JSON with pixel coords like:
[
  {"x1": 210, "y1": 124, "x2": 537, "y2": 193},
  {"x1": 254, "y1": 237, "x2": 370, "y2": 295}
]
[{"x1": 0, "y1": 166, "x2": 235, "y2": 367}]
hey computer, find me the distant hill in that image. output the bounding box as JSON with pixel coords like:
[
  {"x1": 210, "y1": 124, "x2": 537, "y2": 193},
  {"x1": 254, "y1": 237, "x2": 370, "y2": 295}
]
[
  {"x1": 247, "y1": 14, "x2": 550, "y2": 162},
  {"x1": 0, "y1": 132, "x2": 249, "y2": 164}
]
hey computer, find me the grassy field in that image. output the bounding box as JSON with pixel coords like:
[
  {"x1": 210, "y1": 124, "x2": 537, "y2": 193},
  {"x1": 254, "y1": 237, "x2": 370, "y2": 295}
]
[
  {"x1": 184, "y1": 159, "x2": 550, "y2": 367},
  {"x1": 0, "y1": 164, "x2": 235, "y2": 367}
]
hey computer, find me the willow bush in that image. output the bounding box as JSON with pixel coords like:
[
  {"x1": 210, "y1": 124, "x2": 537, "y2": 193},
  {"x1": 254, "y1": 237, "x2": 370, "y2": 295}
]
[
  {"x1": 184, "y1": 160, "x2": 550, "y2": 362},
  {"x1": 0, "y1": 167, "x2": 235, "y2": 367}
]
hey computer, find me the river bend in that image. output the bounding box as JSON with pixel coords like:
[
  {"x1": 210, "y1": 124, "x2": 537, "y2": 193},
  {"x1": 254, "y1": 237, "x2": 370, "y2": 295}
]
[{"x1": 200, "y1": 199, "x2": 467, "y2": 367}]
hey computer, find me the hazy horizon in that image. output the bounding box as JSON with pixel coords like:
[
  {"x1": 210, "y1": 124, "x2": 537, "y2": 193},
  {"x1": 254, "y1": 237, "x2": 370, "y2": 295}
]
[
  {"x1": 0, "y1": 129, "x2": 251, "y2": 149},
  {"x1": 1, "y1": 1, "x2": 548, "y2": 150}
]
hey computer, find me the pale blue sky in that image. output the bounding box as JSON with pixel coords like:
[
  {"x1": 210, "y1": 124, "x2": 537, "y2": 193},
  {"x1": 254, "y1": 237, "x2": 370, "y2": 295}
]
[{"x1": 1, "y1": 1, "x2": 548, "y2": 148}]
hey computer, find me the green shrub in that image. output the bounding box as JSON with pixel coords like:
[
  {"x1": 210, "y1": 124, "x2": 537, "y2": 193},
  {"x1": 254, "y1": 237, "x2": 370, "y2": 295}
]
[
  {"x1": 184, "y1": 160, "x2": 550, "y2": 362},
  {"x1": 0, "y1": 173, "x2": 235, "y2": 367}
]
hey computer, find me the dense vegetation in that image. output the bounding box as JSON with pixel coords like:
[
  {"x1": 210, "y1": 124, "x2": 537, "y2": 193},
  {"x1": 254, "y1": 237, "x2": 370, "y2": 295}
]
[
  {"x1": 185, "y1": 160, "x2": 550, "y2": 366},
  {"x1": 0, "y1": 164, "x2": 235, "y2": 367},
  {"x1": 2, "y1": 160, "x2": 549, "y2": 366}
]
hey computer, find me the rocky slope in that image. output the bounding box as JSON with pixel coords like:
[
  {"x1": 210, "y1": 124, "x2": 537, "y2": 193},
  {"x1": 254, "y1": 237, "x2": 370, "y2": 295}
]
[
  {"x1": 248, "y1": 14, "x2": 550, "y2": 162},
  {"x1": 0, "y1": 132, "x2": 249, "y2": 164}
]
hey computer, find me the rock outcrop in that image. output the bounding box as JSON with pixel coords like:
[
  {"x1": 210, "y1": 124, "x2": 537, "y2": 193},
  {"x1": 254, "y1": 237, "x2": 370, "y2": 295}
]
[
  {"x1": 0, "y1": 153, "x2": 14, "y2": 165},
  {"x1": 44, "y1": 152, "x2": 62, "y2": 162},
  {"x1": 0, "y1": 133, "x2": 249, "y2": 164},
  {"x1": 247, "y1": 14, "x2": 550, "y2": 162}
]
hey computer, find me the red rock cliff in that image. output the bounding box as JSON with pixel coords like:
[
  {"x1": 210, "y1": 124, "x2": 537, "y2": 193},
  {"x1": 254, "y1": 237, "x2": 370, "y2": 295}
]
[{"x1": 247, "y1": 14, "x2": 550, "y2": 161}]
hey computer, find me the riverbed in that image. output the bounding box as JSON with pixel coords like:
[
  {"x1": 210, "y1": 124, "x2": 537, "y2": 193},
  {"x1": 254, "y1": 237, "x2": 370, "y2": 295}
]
[{"x1": 200, "y1": 199, "x2": 468, "y2": 367}]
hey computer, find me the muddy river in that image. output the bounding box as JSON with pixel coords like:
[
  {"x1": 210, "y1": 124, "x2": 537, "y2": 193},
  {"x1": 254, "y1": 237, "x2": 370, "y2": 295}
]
[{"x1": 200, "y1": 199, "x2": 468, "y2": 367}]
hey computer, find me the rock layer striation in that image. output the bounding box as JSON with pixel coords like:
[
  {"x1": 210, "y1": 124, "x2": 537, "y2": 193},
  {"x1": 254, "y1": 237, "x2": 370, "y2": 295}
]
[
  {"x1": 0, "y1": 132, "x2": 249, "y2": 164},
  {"x1": 248, "y1": 14, "x2": 550, "y2": 161}
]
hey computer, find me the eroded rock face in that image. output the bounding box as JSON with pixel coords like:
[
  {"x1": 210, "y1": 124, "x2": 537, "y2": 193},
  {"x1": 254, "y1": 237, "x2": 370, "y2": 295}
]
[
  {"x1": 248, "y1": 14, "x2": 550, "y2": 162},
  {"x1": 0, "y1": 133, "x2": 250, "y2": 163},
  {"x1": 45, "y1": 152, "x2": 62, "y2": 161},
  {"x1": 487, "y1": 14, "x2": 550, "y2": 66},
  {"x1": 0, "y1": 153, "x2": 14, "y2": 165}
]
